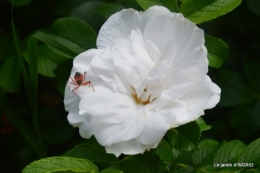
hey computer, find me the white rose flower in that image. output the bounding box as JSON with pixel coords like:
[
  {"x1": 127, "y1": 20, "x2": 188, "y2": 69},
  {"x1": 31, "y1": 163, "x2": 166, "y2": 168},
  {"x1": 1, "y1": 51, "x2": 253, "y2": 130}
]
[{"x1": 64, "y1": 6, "x2": 221, "y2": 157}]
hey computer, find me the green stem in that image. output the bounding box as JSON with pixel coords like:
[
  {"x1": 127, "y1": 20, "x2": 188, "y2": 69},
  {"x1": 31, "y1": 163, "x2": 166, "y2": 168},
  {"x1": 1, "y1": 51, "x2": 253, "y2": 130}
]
[
  {"x1": 11, "y1": 6, "x2": 46, "y2": 157},
  {"x1": 27, "y1": 37, "x2": 46, "y2": 157}
]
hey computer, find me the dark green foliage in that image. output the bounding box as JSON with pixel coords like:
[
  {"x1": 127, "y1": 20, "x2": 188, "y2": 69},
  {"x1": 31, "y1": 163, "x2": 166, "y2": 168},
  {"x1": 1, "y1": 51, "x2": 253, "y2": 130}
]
[
  {"x1": 63, "y1": 137, "x2": 118, "y2": 163},
  {"x1": 167, "y1": 121, "x2": 201, "y2": 151},
  {"x1": 0, "y1": 0, "x2": 260, "y2": 172},
  {"x1": 117, "y1": 151, "x2": 169, "y2": 173},
  {"x1": 22, "y1": 156, "x2": 99, "y2": 173},
  {"x1": 205, "y1": 35, "x2": 229, "y2": 68},
  {"x1": 179, "y1": 0, "x2": 242, "y2": 24}
]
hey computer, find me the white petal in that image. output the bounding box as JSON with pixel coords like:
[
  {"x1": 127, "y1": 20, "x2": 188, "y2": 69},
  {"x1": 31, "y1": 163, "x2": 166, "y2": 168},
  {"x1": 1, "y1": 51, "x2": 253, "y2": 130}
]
[
  {"x1": 68, "y1": 49, "x2": 104, "y2": 97},
  {"x1": 91, "y1": 45, "x2": 131, "y2": 93},
  {"x1": 136, "y1": 102, "x2": 187, "y2": 145},
  {"x1": 156, "y1": 68, "x2": 194, "y2": 110},
  {"x1": 78, "y1": 120, "x2": 93, "y2": 138},
  {"x1": 79, "y1": 87, "x2": 135, "y2": 123},
  {"x1": 203, "y1": 82, "x2": 221, "y2": 109},
  {"x1": 144, "y1": 13, "x2": 207, "y2": 65},
  {"x1": 73, "y1": 49, "x2": 103, "y2": 71},
  {"x1": 64, "y1": 83, "x2": 79, "y2": 112},
  {"x1": 174, "y1": 60, "x2": 208, "y2": 82},
  {"x1": 180, "y1": 76, "x2": 219, "y2": 110},
  {"x1": 144, "y1": 39, "x2": 160, "y2": 63},
  {"x1": 97, "y1": 9, "x2": 141, "y2": 49},
  {"x1": 105, "y1": 139, "x2": 149, "y2": 157},
  {"x1": 65, "y1": 86, "x2": 93, "y2": 138},
  {"x1": 112, "y1": 28, "x2": 154, "y2": 86},
  {"x1": 90, "y1": 112, "x2": 145, "y2": 146},
  {"x1": 140, "y1": 6, "x2": 171, "y2": 31}
]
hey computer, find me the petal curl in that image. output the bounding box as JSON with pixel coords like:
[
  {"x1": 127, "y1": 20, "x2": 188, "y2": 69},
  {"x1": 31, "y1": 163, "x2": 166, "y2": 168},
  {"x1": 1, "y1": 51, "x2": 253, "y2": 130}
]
[
  {"x1": 180, "y1": 76, "x2": 219, "y2": 110},
  {"x1": 139, "y1": 6, "x2": 171, "y2": 31},
  {"x1": 105, "y1": 139, "x2": 144, "y2": 157},
  {"x1": 97, "y1": 9, "x2": 141, "y2": 49},
  {"x1": 143, "y1": 13, "x2": 207, "y2": 65},
  {"x1": 174, "y1": 60, "x2": 208, "y2": 82},
  {"x1": 79, "y1": 87, "x2": 134, "y2": 122},
  {"x1": 112, "y1": 28, "x2": 154, "y2": 87},
  {"x1": 91, "y1": 45, "x2": 131, "y2": 93},
  {"x1": 90, "y1": 113, "x2": 145, "y2": 146},
  {"x1": 136, "y1": 102, "x2": 187, "y2": 145},
  {"x1": 65, "y1": 85, "x2": 93, "y2": 138},
  {"x1": 69, "y1": 49, "x2": 104, "y2": 97}
]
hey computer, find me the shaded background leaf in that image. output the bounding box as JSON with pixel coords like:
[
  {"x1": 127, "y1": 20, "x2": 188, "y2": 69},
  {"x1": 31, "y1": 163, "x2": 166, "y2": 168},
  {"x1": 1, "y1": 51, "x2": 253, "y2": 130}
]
[
  {"x1": 179, "y1": 0, "x2": 242, "y2": 24},
  {"x1": 63, "y1": 137, "x2": 117, "y2": 163},
  {"x1": 205, "y1": 35, "x2": 229, "y2": 68},
  {"x1": 167, "y1": 121, "x2": 201, "y2": 152}
]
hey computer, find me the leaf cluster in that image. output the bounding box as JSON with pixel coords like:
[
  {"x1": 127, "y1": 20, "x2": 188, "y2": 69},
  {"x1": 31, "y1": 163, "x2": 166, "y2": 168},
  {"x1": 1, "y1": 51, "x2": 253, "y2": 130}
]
[
  {"x1": 1, "y1": 0, "x2": 258, "y2": 172},
  {"x1": 22, "y1": 122, "x2": 260, "y2": 173}
]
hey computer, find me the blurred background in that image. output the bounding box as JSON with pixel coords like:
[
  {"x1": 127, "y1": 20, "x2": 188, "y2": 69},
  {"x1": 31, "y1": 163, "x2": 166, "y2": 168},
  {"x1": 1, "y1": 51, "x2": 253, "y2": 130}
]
[{"x1": 0, "y1": 0, "x2": 259, "y2": 172}]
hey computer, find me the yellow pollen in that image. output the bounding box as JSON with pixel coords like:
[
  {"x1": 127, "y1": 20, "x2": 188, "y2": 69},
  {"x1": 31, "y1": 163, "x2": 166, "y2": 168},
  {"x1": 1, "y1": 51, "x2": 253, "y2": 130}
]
[
  {"x1": 131, "y1": 86, "x2": 156, "y2": 105},
  {"x1": 132, "y1": 94, "x2": 151, "y2": 105}
]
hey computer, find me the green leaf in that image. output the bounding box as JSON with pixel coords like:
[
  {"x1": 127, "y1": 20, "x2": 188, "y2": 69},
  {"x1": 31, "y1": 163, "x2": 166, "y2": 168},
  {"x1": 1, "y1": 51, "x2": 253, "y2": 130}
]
[
  {"x1": 54, "y1": 60, "x2": 72, "y2": 95},
  {"x1": 8, "y1": 0, "x2": 33, "y2": 6},
  {"x1": 254, "y1": 169, "x2": 260, "y2": 173},
  {"x1": 136, "y1": 0, "x2": 162, "y2": 10},
  {"x1": 63, "y1": 137, "x2": 118, "y2": 163},
  {"x1": 179, "y1": 0, "x2": 242, "y2": 24},
  {"x1": 136, "y1": 0, "x2": 178, "y2": 12},
  {"x1": 214, "y1": 69, "x2": 254, "y2": 107},
  {"x1": 238, "y1": 138, "x2": 260, "y2": 163},
  {"x1": 205, "y1": 35, "x2": 229, "y2": 68},
  {"x1": 214, "y1": 140, "x2": 246, "y2": 164},
  {"x1": 195, "y1": 117, "x2": 211, "y2": 132},
  {"x1": 167, "y1": 121, "x2": 201, "y2": 151},
  {"x1": 24, "y1": 45, "x2": 63, "y2": 78},
  {"x1": 49, "y1": 17, "x2": 97, "y2": 51},
  {"x1": 192, "y1": 139, "x2": 220, "y2": 170},
  {"x1": 101, "y1": 168, "x2": 123, "y2": 173},
  {"x1": 160, "y1": 0, "x2": 178, "y2": 12},
  {"x1": 22, "y1": 156, "x2": 98, "y2": 173},
  {"x1": 0, "y1": 56, "x2": 21, "y2": 93},
  {"x1": 48, "y1": 33, "x2": 86, "y2": 55},
  {"x1": 118, "y1": 151, "x2": 169, "y2": 173},
  {"x1": 174, "y1": 151, "x2": 194, "y2": 165},
  {"x1": 156, "y1": 139, "x2": 174, "y2": 162},
  {"x1": 35, "y1": 45, "x2": 58, "y2": 78},
  {"x1": 32, "y1": 31, "x2": 77, "y2": 59}
]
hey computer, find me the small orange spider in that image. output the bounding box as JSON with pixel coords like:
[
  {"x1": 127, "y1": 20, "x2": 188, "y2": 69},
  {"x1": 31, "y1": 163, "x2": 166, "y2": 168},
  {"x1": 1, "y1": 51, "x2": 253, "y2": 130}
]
[{"x1": 69, "y1": 71, "x2": 94, "y2": 97}]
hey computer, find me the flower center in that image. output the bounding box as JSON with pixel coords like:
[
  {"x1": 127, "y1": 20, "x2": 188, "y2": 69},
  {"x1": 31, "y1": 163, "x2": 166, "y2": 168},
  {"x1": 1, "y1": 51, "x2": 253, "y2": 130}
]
[
  {"x1": 132, "y1": 93, "x2": 151, "y2": 105},
  {"x1": 131, "y1": 86, "x2": 156, "y2": 105}
]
